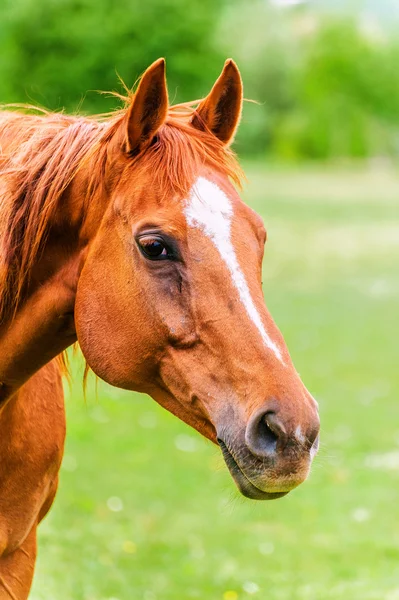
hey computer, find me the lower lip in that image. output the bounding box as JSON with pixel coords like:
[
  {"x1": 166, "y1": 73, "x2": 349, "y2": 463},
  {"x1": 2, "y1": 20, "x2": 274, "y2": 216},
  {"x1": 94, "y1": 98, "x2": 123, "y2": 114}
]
[{"x1": 218, "y1": 440, "x2": 289, "y2": 501}]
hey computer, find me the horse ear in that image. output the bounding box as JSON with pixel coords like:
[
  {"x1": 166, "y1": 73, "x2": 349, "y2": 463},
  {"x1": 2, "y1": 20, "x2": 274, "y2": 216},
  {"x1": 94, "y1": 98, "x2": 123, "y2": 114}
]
[
  {"x1": 191, "y1": 59, "x2": 243, "y2": 146},
  {"x1": 125, "y1": 58, "x2": 168, "y2": 155}
]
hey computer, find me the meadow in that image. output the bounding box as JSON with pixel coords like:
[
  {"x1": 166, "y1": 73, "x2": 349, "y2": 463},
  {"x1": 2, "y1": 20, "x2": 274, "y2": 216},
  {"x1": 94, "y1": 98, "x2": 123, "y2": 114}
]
[{"x1": 30, "y1": 163, "x2": 399, "y2": 600}]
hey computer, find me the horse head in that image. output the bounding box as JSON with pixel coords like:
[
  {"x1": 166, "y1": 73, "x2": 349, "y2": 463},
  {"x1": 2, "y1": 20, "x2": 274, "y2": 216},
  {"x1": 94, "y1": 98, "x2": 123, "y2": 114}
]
[{"x1": 75, "y1": 59, "x2": 320, "y2": 500}]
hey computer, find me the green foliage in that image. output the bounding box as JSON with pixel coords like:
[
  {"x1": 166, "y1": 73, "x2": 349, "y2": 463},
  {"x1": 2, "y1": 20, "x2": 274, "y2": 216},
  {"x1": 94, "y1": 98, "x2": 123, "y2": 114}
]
[
  {"x1": 2, "y1": 0, "x2": 399, "y2": 158},
  {"x1": 284, "y1": 17, "x2": 399, "y2": 158},
  {"x1": 0, "y1": 0, "x2": 226, "y2": 113},
  {"x1": 221, "y1": 1, "x2": 399, "y2": 158}
]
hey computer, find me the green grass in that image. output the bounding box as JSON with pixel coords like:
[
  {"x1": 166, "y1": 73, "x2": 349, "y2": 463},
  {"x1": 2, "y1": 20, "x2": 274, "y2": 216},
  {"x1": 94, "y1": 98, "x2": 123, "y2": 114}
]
[{"x1": 31, "y1": 163, "x2": 399, "y2": 600}]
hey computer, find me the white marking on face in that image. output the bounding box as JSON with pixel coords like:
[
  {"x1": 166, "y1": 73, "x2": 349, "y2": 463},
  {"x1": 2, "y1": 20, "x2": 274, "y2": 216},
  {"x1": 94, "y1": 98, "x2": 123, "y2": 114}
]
[
  {"x1": 295, "y1": 425, "x2": 306, "y2": 445},
  {"x1": 184, "y1": 177, "x2": 284, "y2": 363}
]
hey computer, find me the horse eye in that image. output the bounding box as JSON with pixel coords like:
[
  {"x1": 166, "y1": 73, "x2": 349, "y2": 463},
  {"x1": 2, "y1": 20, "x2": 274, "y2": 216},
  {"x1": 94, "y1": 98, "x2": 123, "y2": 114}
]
[{"x1": 137, "y1": 236, "x2": 171, "y2": 260}]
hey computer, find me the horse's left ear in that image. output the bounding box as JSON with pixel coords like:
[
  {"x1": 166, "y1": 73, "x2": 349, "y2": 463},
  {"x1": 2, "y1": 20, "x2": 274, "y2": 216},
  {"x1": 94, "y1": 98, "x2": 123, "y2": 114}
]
[
  {"x1": 191, "y1": 59, "x2": 243, "y2": 146},
  {"x1": 125, "y1": 58, "x2": 169, "y2": 156}
]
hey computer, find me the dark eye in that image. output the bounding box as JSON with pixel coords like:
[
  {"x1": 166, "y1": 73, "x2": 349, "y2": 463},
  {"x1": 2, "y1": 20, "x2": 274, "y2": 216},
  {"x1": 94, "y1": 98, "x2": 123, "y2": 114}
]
[{"x1": 137, "y1": 235, "x2": 172, "y2": 261}]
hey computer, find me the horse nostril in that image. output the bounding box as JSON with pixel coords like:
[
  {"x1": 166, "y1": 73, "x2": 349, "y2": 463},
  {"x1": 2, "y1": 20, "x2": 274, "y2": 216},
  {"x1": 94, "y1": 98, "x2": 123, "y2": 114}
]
[{"x1": 245, "y1": 410, "x2": 286, "y2": 458}]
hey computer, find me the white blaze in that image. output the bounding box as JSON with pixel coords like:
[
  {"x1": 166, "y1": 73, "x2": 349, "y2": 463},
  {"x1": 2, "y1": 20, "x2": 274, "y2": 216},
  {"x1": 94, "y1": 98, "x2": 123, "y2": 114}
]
[{"x1": 184, "y1": 177, "x2": 284, "y2": 363}]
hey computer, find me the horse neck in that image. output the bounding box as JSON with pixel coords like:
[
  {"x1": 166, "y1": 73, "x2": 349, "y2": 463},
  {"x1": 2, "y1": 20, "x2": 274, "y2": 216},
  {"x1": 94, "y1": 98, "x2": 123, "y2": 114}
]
[{"x1": 0, "y1": 141, "x2": 110, "y2": 402}]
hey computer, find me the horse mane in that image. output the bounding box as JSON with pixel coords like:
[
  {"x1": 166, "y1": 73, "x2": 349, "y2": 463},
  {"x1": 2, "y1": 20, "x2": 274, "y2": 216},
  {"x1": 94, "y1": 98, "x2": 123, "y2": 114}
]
[{"x1": 0, "y1": 94, "x2": 242, "y2": 323}]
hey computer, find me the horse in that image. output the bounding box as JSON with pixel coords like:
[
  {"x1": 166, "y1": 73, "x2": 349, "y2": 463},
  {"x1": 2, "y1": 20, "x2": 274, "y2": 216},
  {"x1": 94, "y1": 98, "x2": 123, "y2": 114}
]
[{"x1": 0, "y1": 58, "x2": 320, "y2": 598}]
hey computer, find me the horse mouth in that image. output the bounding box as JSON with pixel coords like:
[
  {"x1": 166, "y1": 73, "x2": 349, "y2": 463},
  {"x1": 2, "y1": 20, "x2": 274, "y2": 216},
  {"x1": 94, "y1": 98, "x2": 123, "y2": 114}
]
[{"x1": 217, "y1": 439, "x2": 288, "y2": 501}]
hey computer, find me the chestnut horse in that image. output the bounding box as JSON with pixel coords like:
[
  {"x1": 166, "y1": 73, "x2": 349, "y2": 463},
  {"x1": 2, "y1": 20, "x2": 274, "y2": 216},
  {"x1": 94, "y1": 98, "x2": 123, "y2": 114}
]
[{"x1": 0, "y1": 59, "x2": 319, "y2": 598}]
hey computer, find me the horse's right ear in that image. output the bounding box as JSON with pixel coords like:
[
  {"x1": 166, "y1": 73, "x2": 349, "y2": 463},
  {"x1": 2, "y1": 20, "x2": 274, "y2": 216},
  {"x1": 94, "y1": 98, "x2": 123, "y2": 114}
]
[{"x1": 125, "y1": 58, "x2": 169, "y2": 156}]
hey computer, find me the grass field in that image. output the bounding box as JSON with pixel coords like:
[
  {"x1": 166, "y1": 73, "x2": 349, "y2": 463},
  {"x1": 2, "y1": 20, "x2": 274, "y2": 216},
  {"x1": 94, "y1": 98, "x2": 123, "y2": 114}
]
[{"x1": 31, "y1": 163, "x2": 399, "y2": 600}]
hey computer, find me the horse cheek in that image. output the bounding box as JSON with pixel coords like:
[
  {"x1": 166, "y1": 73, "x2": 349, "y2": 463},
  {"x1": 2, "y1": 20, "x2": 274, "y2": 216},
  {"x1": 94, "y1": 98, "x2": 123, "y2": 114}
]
[{"x1": 74, "y1": 236, "x2": 163, "y2": 391}]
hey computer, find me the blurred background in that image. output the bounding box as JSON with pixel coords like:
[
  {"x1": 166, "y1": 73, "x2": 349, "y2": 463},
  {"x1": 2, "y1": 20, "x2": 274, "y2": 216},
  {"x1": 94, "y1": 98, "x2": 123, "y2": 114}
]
[
  {"x1": 3, "y1": 0, "x2": 399, "y2": 160},
  {"x1": 1, "y1": 0, "x2": 398, "y2": 599}
]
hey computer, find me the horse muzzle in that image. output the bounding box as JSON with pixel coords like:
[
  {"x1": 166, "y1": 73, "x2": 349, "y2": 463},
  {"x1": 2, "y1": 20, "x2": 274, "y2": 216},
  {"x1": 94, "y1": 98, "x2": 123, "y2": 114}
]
[{"x1": 217, "y1": 403, "x2": 320, "y2": 500}]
